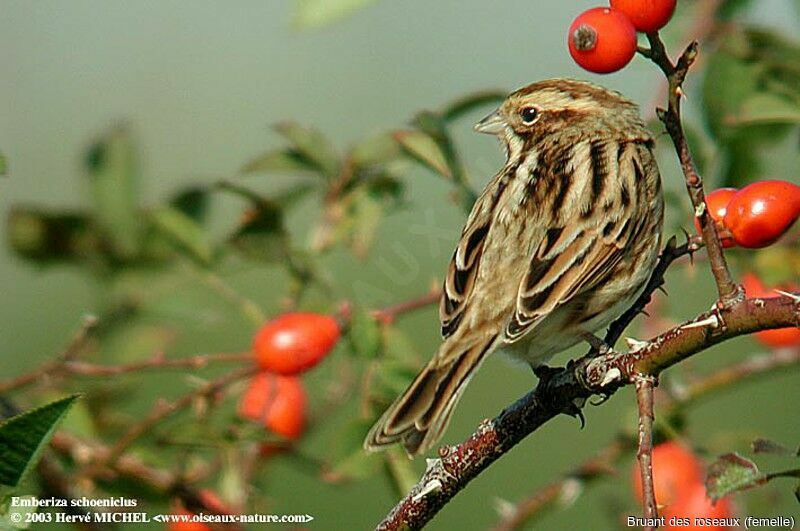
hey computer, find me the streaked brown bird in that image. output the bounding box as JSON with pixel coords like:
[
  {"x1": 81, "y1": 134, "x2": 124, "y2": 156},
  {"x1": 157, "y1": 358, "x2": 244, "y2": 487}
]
[{"x1": 365, "y1": 79, "x2": 664, "y2": 456}]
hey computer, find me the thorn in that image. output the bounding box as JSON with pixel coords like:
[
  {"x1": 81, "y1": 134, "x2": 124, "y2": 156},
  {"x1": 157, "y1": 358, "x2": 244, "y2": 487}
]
[
  {"x1": 775, "y1": 289, "x2": 800, "y2": 303},
  {"x1": 625, "y1": 337, "x2": 649, "y2": 352},
  {"x1": 681, "y1": 314, "x2": 720, "y2": 330},
  {"x1": 412, "y1": 479, "x2": 443, "y2": 501},
  {"x1": 639, "y1": 309, "x2": 651, "y2": 317},
  {"x1": 425, "y1": 458, "x2": 440, "y2": 472},
  {"x1": 599, "y1": 367, "x2": 622, "y2": 387},
  {"x1": 675, "y1": 86, "x2": 685, "y2": 99},
  {"x1": 576, "y1": 410, "x2": 586, "y2": 429},
  {"x1": 590, "y1": 393, "x2": 612, "y2": 406},
  {"x1": 694, "y1": 203, "x2": 706, "y2": 217}
]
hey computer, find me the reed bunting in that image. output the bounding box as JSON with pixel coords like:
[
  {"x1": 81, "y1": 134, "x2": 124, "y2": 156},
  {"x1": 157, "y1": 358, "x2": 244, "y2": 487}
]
[{"x1": 366, "y1": 79, "x2": 664, "y2": 455}]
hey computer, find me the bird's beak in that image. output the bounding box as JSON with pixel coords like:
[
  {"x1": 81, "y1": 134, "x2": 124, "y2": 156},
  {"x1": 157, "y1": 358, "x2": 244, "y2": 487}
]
[{"x1": 474, "y1": 110, "x2": 506, "y2": 135}]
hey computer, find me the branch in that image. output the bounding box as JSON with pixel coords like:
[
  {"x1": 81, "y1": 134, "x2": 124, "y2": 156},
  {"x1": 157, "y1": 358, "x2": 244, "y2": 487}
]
[
  {"x1": 634, "y1": 376, "x2": 658, "y2": 529},
  {"x1": 492, "y1": 347, "x2": 800, "y2": 530},
  {"x1": 375, "y1": 291, "x2": 799, "y2": 529},
  {"x1": 641, "y1": 33, "x2": 740, "y2": 305},
  {"x1": 0, "y1": 349, "x2": 252, "y2": 393},
  {"x1": 49, "y1": 432, "x2": 241, "y2": 529},
  {"x1": 102, "y1": 365, "x2": 258, "y2": 465},
  {"x1": 371, "y1": 288, "x2": 441, "y2": 325},
  {"x1": 492, "y1": 437, "x2": 631, "y2": 531},
  {"x1": 0, "y1": 315, "x2": 98, "y2": 394}
]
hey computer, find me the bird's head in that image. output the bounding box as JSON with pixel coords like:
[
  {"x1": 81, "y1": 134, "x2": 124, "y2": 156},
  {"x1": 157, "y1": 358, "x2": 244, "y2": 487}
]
[{"x1": 475, "y1": 79, "x2": 646, "y2": 150}]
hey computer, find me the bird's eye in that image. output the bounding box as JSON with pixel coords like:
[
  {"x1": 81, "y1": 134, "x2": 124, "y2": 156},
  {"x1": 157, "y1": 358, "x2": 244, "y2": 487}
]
[{"x1": 520, "y1": 106, "x2": 540, "y2": 124}]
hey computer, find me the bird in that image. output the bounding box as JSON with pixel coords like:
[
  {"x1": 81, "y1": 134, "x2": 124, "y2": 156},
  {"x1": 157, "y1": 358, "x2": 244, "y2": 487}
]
[{"x1": 364, "y1": 79, "x2": 664, "y2": 456}]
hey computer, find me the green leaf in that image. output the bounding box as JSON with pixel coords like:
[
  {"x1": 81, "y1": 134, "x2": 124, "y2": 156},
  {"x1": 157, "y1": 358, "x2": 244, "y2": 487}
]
[
  {"x1": 170, "y1": 187, "x2": 209, "y2": 222},
  {"x1": 441, "y1": 90, "x2": 506, "y2": 122},
  {"x1": 329, "y1": 419, "x2": 381, "y2": 481},
  {"x1": 273, "y1": 122, "x2": 340, "y2": 178},
  {"x1": 718, "y1": 0, "x2": 755, "y2": 19},
  {"x1": 394, "y1": 130, "x2": 452, "y2": 179},
  {"x1": 84, "y1": 127, "x2": 141, "y2": 258},
  {"x1": 6, "y1": 208, "x2": 97, "y2": 264},
  {"x1": 150, "y1": 206, "x2": 214, "y2": 265},
  {"x1": 702, "y1": 39, "x2": 759, "y2": 140},
  {"x1": 240, "y1": 149, "x2": 319, "y2": 175},
  {"x1": 293, "y1": 0, "x2": 378, "y2": 29},
  {"x1": 347, "y1": 190, "x2": 383, "y2": 257},
  {"x1": 351, "y1": 132, "x2": 402, "y2": 169},
  {"x1": 0, "y1": 395, "x2": 79, "y2": 487},
  {"x1": 228, "y1": 201, "x2": 287, "y2": 263},
  {"x1": 706, "y1": 453, "x2": 766, "y2": 501},
  {"x1": 349, "y1": 309, "x2": 381, "y2": 359},
  {"x1": 726, "y1": 93, "x2": 800, "y2": 126},
  {"x1": 0, "y1": 152, "x2": 7, "y2": 176}
]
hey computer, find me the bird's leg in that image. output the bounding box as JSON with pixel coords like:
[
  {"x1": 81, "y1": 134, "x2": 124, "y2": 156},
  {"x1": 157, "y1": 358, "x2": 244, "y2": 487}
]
[
  {"x1": 582, "y1": 332, "x2": 617, "y2": 357},
  {"x1": 530, "y1": 362, "x2": 586, "y2": 429}
]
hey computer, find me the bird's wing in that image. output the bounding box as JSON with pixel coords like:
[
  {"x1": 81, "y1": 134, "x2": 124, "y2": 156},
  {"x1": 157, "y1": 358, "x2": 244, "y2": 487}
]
[
  {"x1": 438, "y1": 171, "x2": 507, "y2": 339},
  {"x1": 505, "y1": 140, "x2": 653, "y2": 341}
]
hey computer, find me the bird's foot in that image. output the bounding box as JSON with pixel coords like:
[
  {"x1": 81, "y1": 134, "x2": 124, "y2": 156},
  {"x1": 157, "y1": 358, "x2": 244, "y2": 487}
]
[{"x1": 531, "y1": 363, "x2": 587, "y2": 429}]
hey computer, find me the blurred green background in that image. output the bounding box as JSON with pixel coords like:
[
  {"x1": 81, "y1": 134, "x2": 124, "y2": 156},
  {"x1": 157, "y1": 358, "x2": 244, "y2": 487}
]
[{"x1": 2, "y1": 1, "x2": 799, "y2": 529}]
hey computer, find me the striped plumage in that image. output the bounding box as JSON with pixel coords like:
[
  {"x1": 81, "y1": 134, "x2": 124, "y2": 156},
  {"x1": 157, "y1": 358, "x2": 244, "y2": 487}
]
[{"x1": 365, "y1": 79, "x2": 664, "y2": 456}]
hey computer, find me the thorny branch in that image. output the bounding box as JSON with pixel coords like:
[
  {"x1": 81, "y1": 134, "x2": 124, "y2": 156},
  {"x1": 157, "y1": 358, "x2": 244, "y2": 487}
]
[
  {"x1": 492, "y1": 347, "x2": 800, "y2": 530},
  {"x1": 641, "y1": 32, "x2": 741, "y2": 305}
]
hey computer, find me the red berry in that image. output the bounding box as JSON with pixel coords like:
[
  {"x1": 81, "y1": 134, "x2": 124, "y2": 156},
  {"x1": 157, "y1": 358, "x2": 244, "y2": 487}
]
[
  {"x1": 568, "y1": 7, "x2": 637, "y2": 74},
  {"x1": 695, "y1": 188, "x2": 737, "y2": 248},
  {"x1": 610, "y1": 0, "x2": 677, "y2": 33},
  {"x1": 632, "y1": 442, "x2": 703, "y2": 508},
  {"x1": 253, "y1": 312, "x2": 340, "y2": 375},
  {"x1": 239, "y1": 373, "x2": 306, "y2": 440},
  {"x1": 723, "y1": 180, "x2": 800, "y2": 249},
  {"x1": 742, "y1": 273, "x2": 800, "y2": 348},
  {"x1": 663, "y1": 484, "x2": 734, "y2": 530}
]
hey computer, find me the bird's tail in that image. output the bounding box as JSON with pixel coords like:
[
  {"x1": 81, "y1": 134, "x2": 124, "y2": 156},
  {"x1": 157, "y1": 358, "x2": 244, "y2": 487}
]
[{"x1": 364, "y1": 335, "x2": 497, "y2": 456}]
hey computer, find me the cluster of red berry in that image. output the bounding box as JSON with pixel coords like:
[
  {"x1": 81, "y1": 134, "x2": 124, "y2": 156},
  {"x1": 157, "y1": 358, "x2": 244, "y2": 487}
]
[
  {"x1": 701, "y1": 181, "x2": 800, "y2": 349},
  {"x1": 239, "y1": 313, "x2": 341, "y2": 440},
  {"x1": 568, "y1": 1, "x2": 676, "y2": 73},
  {"x1": 701, "y1": 181, "x2": 800, "y2": 249},
  {"x1": 632, "y1": 442, "x2": 733, "y2": 530},
  {"x1": 167, "y1": 315, "x2": 340, "y2": 530}
]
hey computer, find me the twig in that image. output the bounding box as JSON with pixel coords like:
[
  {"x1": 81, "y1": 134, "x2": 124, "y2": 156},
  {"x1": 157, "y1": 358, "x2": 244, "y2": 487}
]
[
  {"x1": 62, "y1": 352, "x2": 252, "y2": 376},
  {"x1": 634, "y1": 375, "x2": 658, "y2": 529},
  {"x1": 194, "y1": 268, "x2": 266, "y2": 327},
  {"x1": 641, "y1": 32, "x2": 740, "y2": 305},
  {"x1": 492, "y1": 437, "x2": 631, "y2": 531},
  {"x1": 492, "y1": 347, "x2": 800, "y2": 530},
  {"x1": 672, "y1": 347, "x2": 800, "y2": 405},
  {"x1": 0, "y1": 350, "x2": 251, "y2": 393},
  {"x1": 49, "y1": 432, "x2": 239, "y2": 528},
  {"x1": 0, "y1": 315, "x2": 98, "y2": 394},
  {"x1": 372, "y1": 288, "x2": 441, "y2": 325},
  {"x1": 103, "y1": 366, "x2": 258, "y2": 465}
]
